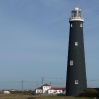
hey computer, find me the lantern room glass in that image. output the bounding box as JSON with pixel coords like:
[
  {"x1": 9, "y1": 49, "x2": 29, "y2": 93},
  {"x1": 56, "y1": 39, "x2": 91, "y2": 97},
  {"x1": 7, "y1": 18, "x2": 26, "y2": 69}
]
[{"x1": 72, "y1": 10, "x2": 81, "y2": 17}]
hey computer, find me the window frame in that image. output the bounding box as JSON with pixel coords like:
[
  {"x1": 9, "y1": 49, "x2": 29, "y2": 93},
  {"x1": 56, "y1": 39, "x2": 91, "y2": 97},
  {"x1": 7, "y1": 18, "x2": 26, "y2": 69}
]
[
  {"x1": 75, "y1": 42, "x2": 78, "y2": 46},
  {"x1": 71, "y1": 24, "x2": 73, "y2": 27},
  {"x1": 75, "y1": 80, "x2": 78, "y2": 84},
  {"x1": 80, "y1": 23, "x2": 82, "y2": 27},
  {"x1": 70, "y1": 60, "x2": 73, "y2": 66}
]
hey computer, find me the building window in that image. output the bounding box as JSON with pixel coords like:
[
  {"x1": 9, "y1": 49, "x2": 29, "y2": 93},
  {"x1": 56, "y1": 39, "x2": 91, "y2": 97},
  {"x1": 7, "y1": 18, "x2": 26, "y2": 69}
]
[
  {"x1": 70, "y1": 60, "x2": 73, "y2": 65},
  {"x1": 75, "y1": 80, "x2": 78, "y2": 84},
  {"x1": 71, "y1": 24, "x2": 73, "y2": 27},
  {"x1": 75, "y1": 42, "x2": 78, "y2": 46},
  {"x1": 80, "y1": 23, "x2": 82, "y2": 27}
]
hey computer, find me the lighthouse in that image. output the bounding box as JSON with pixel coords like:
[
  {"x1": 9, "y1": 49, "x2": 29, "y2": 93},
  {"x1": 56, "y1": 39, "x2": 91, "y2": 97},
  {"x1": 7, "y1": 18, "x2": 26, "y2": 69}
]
[{"x1": 66, "y1": 7, "x2": 87, "y2": 96}]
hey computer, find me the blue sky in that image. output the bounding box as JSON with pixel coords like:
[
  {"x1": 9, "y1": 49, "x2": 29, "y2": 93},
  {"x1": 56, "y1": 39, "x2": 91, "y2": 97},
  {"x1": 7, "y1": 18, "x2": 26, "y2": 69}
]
[{"x1": 0, "y1": 0, "x2": 99, "y2": 90}]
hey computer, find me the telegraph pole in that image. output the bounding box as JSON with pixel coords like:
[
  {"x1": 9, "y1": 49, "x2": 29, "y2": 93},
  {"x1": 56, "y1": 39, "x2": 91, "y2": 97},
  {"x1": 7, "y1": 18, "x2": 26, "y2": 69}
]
[
  {"x1": 50, "y1": 81, "x2": 51, "y2": 86},
  {"x1": 42, "y1": 77, "x2": 44, "y2": 94},
  {"x1": 22, "y1": 80, "x2": 23, "y2": 95},
  {"x1": 37, "y1": 82, "x2": 38, "y2": 88}
]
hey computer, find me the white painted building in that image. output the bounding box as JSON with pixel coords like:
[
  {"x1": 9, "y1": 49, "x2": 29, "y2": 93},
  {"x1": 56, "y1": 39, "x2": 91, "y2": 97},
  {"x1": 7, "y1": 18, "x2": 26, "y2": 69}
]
[
  {"x1": 35, "y1": 84, "x2": 66, "y2": 94},
  {"x1": 3, "y1": 91, "x2": 10, "y2": 94}
]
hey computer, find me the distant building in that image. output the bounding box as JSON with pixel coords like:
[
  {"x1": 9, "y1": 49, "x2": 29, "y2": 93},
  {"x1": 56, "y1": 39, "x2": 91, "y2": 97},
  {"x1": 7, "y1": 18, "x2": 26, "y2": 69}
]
[
  {"x1": 3, "y1": 91, "x2": 10, "y2": 94},
  {"x1": 35, "y1": 84, "x2": 66, "y2": 94},
  {"x1": 10, "y1": 89, "x2": 15, "y2": 91}
]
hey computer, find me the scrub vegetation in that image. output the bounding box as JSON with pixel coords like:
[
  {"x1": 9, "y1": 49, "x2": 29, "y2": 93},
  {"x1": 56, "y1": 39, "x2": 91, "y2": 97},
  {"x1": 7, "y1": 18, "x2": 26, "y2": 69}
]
[{"x1": 0, "y1": 94, "x2": 93, "y2": 99}]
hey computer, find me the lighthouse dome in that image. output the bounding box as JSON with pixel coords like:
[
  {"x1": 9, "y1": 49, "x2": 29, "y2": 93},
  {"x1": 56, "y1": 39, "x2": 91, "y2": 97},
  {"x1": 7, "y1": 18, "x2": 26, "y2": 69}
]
[{"x1": 74, "y1": 7, "x2": 81, "y2": 11}]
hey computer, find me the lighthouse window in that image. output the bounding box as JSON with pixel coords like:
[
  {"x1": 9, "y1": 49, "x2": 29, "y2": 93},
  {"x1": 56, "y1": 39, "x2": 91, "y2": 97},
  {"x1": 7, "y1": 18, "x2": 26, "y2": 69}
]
[
  {"x1": 75, "y1": 42, "x2": 78, "y2": 46},
  {"x1": 71, "y1": 24, "x2": 73, "y2": 27},
  {"x1": 75, "y1": 80, "x2": 78, "y2": 84},
  {"x1": 80, "y1": 23, "x2": 82, "y2": 27},
  {"x1": 70, "y1": 60, "x2": 73, "y2": 65}
]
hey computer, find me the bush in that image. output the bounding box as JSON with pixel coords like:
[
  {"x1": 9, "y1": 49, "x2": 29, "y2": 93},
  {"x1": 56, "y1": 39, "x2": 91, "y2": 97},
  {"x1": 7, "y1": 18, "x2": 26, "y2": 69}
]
[
  {"x1": 28, "y1": 97, "x2": 35, "y2": 99},
  {"x1": 10, "y1": 90, "x2": 34, "y2": 95},
  {"x1": 84, "y1": 88, "x2": 98, "y2": 93}
]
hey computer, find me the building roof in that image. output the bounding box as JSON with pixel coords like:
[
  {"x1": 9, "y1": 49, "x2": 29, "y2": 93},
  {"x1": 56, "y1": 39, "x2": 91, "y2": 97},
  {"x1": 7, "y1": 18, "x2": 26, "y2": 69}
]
[
  {"x1": 49, "y1": 87, "x2": 66, "y2": 90},
  {"x1": 36, "y1": 84, "x2": 50, "y2": 90},
  {"x1": 36, "y1": 87, "x2": 42, "y2": 90},
  {"x1": 43, "y1": 84, "x2": 50, "y2": 86},
  {"x1": 35, "y1": 83, "x2": 66, "y2": 91}
]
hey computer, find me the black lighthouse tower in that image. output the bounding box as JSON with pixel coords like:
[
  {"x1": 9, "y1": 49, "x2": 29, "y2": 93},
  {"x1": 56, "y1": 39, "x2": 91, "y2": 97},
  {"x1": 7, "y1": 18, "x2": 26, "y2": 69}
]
[{"x1": 66, "y1": 7, "x2": 87, "y2": 96}]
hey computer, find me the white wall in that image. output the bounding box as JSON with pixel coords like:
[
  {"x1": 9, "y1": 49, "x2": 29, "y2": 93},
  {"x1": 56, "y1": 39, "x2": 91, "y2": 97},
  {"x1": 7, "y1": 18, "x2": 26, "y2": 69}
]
[
  {"x1": 3, "y1": 91, "x2": 10, "y2": 94},
  {"x1": 36, "y1": 89, "x2": 42, "y2": 94},
  {"x1": 48, "y1": 90, "x2": 65, "y2": 94},
  {"x1": 35, "y1": 85, "x2": 66, "y2": 94},
  {"x1": 48, "y1": 90, "x2": 54, "y2": 94},
  {"x1": 42, "y1": 86, "x2": 51, "y2": 93}
]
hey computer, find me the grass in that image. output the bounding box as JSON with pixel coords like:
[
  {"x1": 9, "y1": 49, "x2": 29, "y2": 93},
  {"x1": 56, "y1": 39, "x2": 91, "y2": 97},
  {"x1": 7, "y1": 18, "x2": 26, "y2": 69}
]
[
  {"x1": 0, "y1": 94, "x2": 94, "y2": 99},
  {"x1": 0, "y1": 94, "x2": 28, "y2": 99}
]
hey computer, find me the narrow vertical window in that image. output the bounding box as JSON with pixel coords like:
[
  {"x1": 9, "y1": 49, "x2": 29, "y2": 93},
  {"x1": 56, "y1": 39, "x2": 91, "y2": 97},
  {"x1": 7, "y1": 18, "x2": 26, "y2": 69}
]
[
  {"x1": 75, "y1": 42, "x2": 78, "y2": 46},
  {"x1": 75, "y1": 80, "x2": 78, "y2": 84},
  {"x1": 70, "y1": 60, "x2": 73, "y2": 65},
  {"x1": 80, "y1": 23, "x2": 82, "y2": 27},
  {"x1": 71, "y1": 24, "x2": 73, "y2": 27}
]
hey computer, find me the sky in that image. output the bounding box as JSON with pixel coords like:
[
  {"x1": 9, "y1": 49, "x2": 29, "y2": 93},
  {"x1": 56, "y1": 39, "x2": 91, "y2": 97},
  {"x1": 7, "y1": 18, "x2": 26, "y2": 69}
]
[{"x1": 0, "y1": 0, "x2": 99, "y2": 90}]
